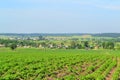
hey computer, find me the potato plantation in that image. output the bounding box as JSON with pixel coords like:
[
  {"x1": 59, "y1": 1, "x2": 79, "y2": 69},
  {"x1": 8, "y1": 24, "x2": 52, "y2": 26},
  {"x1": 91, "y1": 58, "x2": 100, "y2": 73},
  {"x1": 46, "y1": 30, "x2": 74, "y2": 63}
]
[{"x1": 0, "y1": 48, "x2": 120, "y2": 80}]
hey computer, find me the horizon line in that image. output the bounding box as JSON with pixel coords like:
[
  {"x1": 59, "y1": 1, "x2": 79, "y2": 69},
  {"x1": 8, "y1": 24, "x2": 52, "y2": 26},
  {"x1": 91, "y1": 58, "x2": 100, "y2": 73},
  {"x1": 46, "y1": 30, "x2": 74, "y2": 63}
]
[{"x1": 0, "y1": 33, "x2": 120, "y2": 34}]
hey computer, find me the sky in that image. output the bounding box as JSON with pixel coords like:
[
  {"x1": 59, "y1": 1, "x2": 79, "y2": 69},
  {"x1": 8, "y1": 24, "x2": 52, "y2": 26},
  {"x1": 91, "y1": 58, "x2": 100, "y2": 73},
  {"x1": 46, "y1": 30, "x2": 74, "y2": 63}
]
[{"x1": 0, "y1": 0, "x2": 120, "y2": 33}]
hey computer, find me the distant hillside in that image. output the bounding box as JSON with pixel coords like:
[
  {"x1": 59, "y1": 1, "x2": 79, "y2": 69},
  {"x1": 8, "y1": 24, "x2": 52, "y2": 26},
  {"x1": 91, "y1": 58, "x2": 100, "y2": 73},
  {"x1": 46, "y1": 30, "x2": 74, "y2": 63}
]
[
  {"x1": 0, "y1": 33, "x2": 120, "y2": 38},
  {"x1": 92, "y1": 33, "x2": 120, "y2": 38}
]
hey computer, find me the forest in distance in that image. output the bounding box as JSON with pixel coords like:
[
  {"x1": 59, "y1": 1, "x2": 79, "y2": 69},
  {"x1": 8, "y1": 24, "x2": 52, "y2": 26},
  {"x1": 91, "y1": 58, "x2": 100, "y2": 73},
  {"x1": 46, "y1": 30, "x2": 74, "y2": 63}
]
[
  {"x1": 1, "y1": 33, "x2": 120, "y2": 38},
  {"x1": 0, "y1": 33, "x2": 119, "y2": 50}
]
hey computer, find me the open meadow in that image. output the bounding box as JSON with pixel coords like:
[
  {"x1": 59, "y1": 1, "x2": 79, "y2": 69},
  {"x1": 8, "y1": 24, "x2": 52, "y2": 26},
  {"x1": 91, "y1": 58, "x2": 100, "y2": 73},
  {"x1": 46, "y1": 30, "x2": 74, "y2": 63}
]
[{"x1": 0, "y1": 48, "x2": 120, "y2": 80}]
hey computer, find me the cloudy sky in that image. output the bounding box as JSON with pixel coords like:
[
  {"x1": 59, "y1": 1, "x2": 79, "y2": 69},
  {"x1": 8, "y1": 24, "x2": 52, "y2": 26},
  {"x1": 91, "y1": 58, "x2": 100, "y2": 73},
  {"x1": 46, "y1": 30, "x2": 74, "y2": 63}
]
[{"x1": 0, "y1": 0, "x2": 120, "y2": 33}]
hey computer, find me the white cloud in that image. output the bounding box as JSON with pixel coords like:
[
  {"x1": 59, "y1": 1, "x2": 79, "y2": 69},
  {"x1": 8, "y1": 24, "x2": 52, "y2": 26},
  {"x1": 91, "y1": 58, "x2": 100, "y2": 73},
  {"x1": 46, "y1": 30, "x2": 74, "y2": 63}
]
[
  {"x1": 75, "y1": 0, "x2": 120, "y2": 10},
  {"x1": 96, "y1": 5, "x2": 120, "y2": 10}
]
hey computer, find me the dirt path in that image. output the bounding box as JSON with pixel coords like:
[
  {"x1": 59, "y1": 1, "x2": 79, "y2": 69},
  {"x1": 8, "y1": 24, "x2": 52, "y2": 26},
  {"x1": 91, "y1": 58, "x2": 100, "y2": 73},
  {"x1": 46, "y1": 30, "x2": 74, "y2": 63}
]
[
  {"x1": 105, "y1": 58, "x2": 118, "y2": 80},
  {"x1": 105, "y1": 67, "x2": 116, "y2": 80}
]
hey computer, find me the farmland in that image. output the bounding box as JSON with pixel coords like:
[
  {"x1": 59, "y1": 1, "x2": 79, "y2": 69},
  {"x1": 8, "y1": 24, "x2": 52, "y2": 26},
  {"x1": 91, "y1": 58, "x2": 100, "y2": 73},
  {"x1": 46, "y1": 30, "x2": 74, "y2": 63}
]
[
  {"x1": 0, "y1": 48, "x2": 120, "y2": 80},
  {"x1": 1, "y1": 0, "x2": 120, "y2": 79}
]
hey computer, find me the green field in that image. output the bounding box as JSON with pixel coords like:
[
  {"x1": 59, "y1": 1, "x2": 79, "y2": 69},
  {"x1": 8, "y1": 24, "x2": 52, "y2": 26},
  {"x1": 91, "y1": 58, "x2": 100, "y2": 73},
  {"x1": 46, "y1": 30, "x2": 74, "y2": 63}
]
[{"x1": 0, "y1": 48, "x2": 120, "y2": 80}]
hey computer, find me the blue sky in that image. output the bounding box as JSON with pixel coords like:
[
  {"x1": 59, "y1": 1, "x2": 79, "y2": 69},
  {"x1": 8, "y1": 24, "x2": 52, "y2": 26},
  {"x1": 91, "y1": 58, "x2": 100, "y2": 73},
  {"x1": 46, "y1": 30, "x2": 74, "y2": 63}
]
[{"x1": 0, "y1": 0, "x2": 120, "y2": 33}]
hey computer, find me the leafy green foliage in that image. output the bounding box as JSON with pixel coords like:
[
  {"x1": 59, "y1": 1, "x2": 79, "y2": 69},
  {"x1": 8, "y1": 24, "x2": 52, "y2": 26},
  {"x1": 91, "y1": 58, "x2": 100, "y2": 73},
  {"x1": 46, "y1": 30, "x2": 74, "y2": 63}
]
[
  {"x1": 0, "y1": 48, "x2": 120, "y2": 80},
  {"x1": 10, "y1": 43, "x2": 17, "y2": 50}
]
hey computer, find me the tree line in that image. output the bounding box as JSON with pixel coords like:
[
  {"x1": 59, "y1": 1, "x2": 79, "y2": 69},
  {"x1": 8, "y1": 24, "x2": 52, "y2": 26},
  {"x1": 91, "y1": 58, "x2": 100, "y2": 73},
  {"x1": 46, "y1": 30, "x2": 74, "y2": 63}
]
[{"x1": 0, "y1": 39, "x2": 118, "y2": 50}]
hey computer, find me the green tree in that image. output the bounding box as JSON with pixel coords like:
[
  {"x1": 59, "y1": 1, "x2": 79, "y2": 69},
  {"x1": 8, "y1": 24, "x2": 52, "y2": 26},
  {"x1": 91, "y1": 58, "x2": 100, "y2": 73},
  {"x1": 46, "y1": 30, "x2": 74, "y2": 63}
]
[
  {"x1": 102, "y1": 42, "x2": 114, "y2": 49},
  {"x1": 107, "y1": 42, "x2": 114, "y2": 49},
  {"x1": 116, "y1": 44, "x2": 120, "y2": 50},
  {"x1": 38, "y1": 35, "x2": 45, "y2": 40},
  {"x1": 76, "y1": 44, "x2": 82, "y2": 49},
  {"x1": 70, "y1": 41, "x2": 76, "y2": 49},
  {"x1": 10, "y1": 43, "x2": 17, "y2": 50},
  {"x1": 84, "y1": 41, "x2": 89, "y2": 50},
  {"x1": 102, "y1": 42, "x2": 107, "y2": 49}
]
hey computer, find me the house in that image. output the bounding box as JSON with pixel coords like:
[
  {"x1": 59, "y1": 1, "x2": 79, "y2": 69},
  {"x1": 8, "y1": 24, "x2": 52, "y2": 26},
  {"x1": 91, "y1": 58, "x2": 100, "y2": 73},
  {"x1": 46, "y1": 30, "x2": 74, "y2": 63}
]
[{"x1": 0, "y1": 44, "x2": 5, "y2": 47}]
